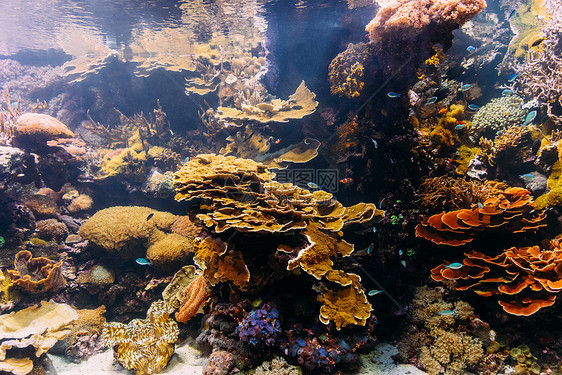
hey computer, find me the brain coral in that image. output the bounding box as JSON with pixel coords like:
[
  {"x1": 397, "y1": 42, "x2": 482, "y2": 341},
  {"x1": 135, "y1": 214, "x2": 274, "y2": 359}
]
[{"x1": 14, "y1": 113, "x2": 74, "y2": 145}]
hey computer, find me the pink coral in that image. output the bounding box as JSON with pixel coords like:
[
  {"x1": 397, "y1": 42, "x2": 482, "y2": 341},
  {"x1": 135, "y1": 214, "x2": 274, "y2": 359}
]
[{"x1": 366, "y1": 0, "x2": 487, "y2": 43}]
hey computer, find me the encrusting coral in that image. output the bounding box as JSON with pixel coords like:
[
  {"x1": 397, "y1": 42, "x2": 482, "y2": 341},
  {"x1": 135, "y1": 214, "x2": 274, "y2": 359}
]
[
  {"x1": 7, "y1": 250, "x2": 66, "y2": 294},
  {"x1": 102, "y1": 300, "x2": 179, "y2": 375},
  {"x1": 416, "y1": 187, "x2": 546, "y2": 246},
  {"x1": 173, "y1": 154, "x2": 383, "y2": 329},
  {"x1": 431, "y1": 236, "x2": 562, "y2": 316},
  {"x1": 0, "y1": 301, "x2": 79, "y2": 375}
]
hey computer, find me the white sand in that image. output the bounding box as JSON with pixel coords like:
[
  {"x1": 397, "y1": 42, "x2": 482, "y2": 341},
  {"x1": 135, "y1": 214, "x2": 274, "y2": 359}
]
[{"x1": 49, "y1": 339, "x2": 207, "y2": 375}]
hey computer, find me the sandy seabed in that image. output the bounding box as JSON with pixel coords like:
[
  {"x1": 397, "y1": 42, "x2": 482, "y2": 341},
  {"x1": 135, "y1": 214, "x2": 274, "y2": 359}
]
[{"x1": 48, "y1": 342, "x2": 427, "y2": 375}]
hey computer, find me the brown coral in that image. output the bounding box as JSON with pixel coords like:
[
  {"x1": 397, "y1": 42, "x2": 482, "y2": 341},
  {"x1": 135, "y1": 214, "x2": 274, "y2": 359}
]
[
  {"x1": 416, "y1": 187, "x2": 546, "y2": 246},
  {"x1": 7, "y1": 250, "x2": 66, "y2": 294},
  {"x1": 67, "y1": 194, "x2": 93, "y2": 213},
  {"x1": 102, "y1": 300, "x2": 179, "y2": 375},
  {"x1": 23, "y1": 194, "x2": 58, "y2": 217},
  {"x1": 431, "y1": 238, "x2": 562, "y2": 316},
  {"x1": 14, "y1": 113, "x2": 74, "y2": 144},
  {"x1": 35, "y1": 219, "x2": 68, "y2": 242}
]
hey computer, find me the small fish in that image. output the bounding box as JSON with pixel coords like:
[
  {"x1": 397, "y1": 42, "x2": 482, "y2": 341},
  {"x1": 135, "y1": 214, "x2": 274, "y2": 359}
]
[
  {"x1": 444, "y1": 262, "x2": 463, "y2": 269},
  {"x1": 368, "y1": 289, "x2": 383, "y2": 296},
  {"x1": 426, "y1": 96, "x2": 438, "y2": 104},
  {"x1": 507, "y1": 73, "x2": 519, "y2": 82},
  {"x1": 169, "y1": 129, "x2": 174, "y2": 135},
  {"x1": 497, "y1": 131, "x2": 504, "y2": 136},
  {"x1": 508, "y1": 9, "x2": 516, "y2": 19},
  {"x1": 502, "y1": 89, "x2": 513, "y2": 96},
  {"x1": 352, "y1": 115, "x2": 358, "y2": 122},
  {"x1": 455, "y1": 123, "x2": 467, "y2": 130},
  {"x1": 444, "y1": 157, "x2": 454, "y2": 167},
  {"x1": 371, "y1": 138, "x2": 378, "y2": 148},
  {"x1": 184, "y1": 156, "x2": 190, "y2": 163},
  {"x1": 146, "y1": 212, "x2": 154, "y2": 221},
  {"x1": 10, "y1": 101, "x2": 18, "y2": 109},
  {"x1": 466, "y1": 45, "x2": 477, "y2": 52},
  {"x1": 274, "y1": 138, "x2": 281, "y2": 144},
  {"x1": 520, "y1": 173, "x2": 536, "y2": 181},
  {"x1": 400, "y1": 260, "x2": 406, "y2": 268},
  {"x1": 468, "y1": 104, "x2": 480, "y2": 111},
  {"x1": 135, "y1": 258, "x2": 153, "y2": 266},
  {"x1": 438, "y1": 108, "x2": 447, "y2": 115},
  {"x1": 387, "y1": 91, "x2": 401, "y2": 98},
  {"x1": 398, "y1": 249, "x2": 403, "y2": 256},
  {"x1": 372, "y1": 226, "x2": 376, "y2": 233},
  {"x1": 522, "y1": 110, "x2": 537, "y2": 126},
  {"x1": 16, "y1": 173, "x2": 25, "y2": 178},
  {"x1": 531, "y1": 36, "x2": 547, "y2": 48},
  {"x1": 438, "y1": 310, "x2": 455, "y2": 316},
  {"x1": 460, "y1": 84, "x2": 472, "y2": 91},
  {"x1": 273, "y1": 157, "x2": 284, "y2": 163},
  {"x1": 307, "y1": 182, "x2": 320, "y2": 189},
  {"x1": 340, "y1": 178, "x2": 353, "y2": 184}
]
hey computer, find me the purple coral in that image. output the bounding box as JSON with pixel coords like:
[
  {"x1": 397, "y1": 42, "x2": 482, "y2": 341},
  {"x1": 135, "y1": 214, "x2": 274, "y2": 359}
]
[{"x1": 236, "y1": 303, "x2": 281, "y2": 347}]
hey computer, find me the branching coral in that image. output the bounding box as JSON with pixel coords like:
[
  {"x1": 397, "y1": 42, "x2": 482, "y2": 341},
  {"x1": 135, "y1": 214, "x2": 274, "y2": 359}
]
[
  {"x1": 173, "y1": 154, "x2": 382, "y2": 329},
  {"x1": 431, "y1": 236, "x2": 562, "y2": 315},
  {"x1": 7, "y1": 250, "x2": 66, "y2": 294},
  {"x1": 416, "y1": 187, "x2": 546, "y2": 246},
  {"x1": 102, "y1": 300, "x2": 179, "y2": 375},
  {"x1": 396, "y1": 286, "x2": 485, "y2": 375}
]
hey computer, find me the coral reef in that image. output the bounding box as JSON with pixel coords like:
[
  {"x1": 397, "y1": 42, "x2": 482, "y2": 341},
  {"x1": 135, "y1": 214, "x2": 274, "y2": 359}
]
[
  {"x1": 431, "y1": 236, "x2": 562, "y2": 315},
  {"x1": 470, "y1": 96, "x2": 528, "y2": 137},
  {"x1": 416, "y1": 187, "x2": 546, "y2": 246},
  {"x1": 253, "y1": 356, "x2": 301, "y2": 375},
  {"x1": 102, "y1": 300, "x2": 179, "y2": 375},
  {"x1": 35, "y1": 219, "x2": 68, "y2": 242},
  {"x1": 13, "y1": 113, "x2": 74, "y2": 149},
  {"x1": 7, "y1": 250, "x2": 66, "y2": 294},
  {"x1": 328, "y1": 43, "x2": 372, "y2": 98},
  {"x1": 0, "y1": 301, "x2": 78, "y2": 375},
  {"x1": 236, "y1": 303, "x2": 281, "y2": 347},
  {"x1": 397, "y1": 287, "x2": 486, "y2": 375}
]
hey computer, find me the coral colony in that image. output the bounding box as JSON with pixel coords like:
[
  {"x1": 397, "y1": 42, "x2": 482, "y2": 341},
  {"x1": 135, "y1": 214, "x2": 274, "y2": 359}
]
[{"x1": 2, "y1": 0, "x2": 562, "y2": 375}]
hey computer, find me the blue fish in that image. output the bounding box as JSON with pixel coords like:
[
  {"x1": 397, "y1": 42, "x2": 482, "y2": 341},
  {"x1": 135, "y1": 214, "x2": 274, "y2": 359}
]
[
  {"x1": 401, "y1": 260, "x2": 406, "y2": 268},
  {"x1": 10, "y1": 101, "x2": 18, "y2": 109},
  {"x1": 372, "y1": 226, "x2": 376, "y2": 233},
  {"x1": 502, "y1": 89, "x2": 513, "y2": 96},
  {"x1": 371, "y1": 138, "x2": 378, "y2": 148},
  {"x1": 438, "y1": 310, "x2": 455, "y2": 316},
  {"x1": 520, "y1": 173, "x2": 536, "y2": 181},
  {"x1": 444, "y1": 262, "x2": 463, "y2": 269},
  {"x1": 468, "y1": 104, "x2": 480, "y2": 111},
  {"x1": 466, "y1": 45, "x2": 476, "y2": 52},
  {"x1": 184, "y1": 156, "x2": 190, "y2": 163},
  {"x1": 426, "y1": 96, "x2": 438, "y2": 104},
  {"x1": 507, "y1": 73, "x2": 519, "y2": 82},
  {"x1": 387, "y1": 92, "x2": 401, "y2": 98},
  {"x1": 135, "y1": 258, "x2": 153, "y2": 266},
  {"x1": 307, "y1": 182, "x2": 320, "y2": 189},
  {"x1": 368, "y1": 289, "x2": 383, "y2": 296},
  {"x1": 508, "y1": 9, "x2": 516, "y2": 19},
  {"x1": 497, "y1": 131, "x2": 504, "y2": 136},
  {"x1": 455, "y1": 124, "x2": 467, "y2": 130},
  {"x1": 478, "y1": 202, "x2": 484, "y2": 209},
  {"x1": 398, "y1": 249, "x2": 403, "y2": 256},
  {"x1": 522, "y1": 110, "x2": 537, "y2": 126},
  {"x1": 460, "y1": 84, "x2": 472, "y2": 91}
]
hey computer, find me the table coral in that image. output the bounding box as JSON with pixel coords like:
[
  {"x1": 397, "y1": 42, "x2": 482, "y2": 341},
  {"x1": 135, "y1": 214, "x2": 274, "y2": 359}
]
[
  {"x1": 7, "y1": 250, "x2": 66, "y2": 294},
  {"x1": 0, "y1": 301, "x2": 78, "y2": 375},
  {"x1": 173, "y1": 154, "x2": 382, "y2": 329},
  {"x1": 416, "y1": 187, "x2": 546, "y2": 246},
  {"x1": 102, "y1": 300, "x2": 179, "y2": 375},
  {"x1": 431, "y1": 237, "x2": 562, "y2": 316}
]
